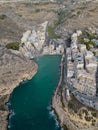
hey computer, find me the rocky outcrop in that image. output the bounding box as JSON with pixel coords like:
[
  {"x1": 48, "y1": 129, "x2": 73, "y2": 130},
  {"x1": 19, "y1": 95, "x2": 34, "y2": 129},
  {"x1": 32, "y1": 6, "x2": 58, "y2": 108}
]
[
  {"x1": 52, "y1": 93, "x2": 98, "y2": 130},
  {"x1": 52, "y1": 94, "x2": 78, "y2": 130},
  {"x1": 0, "y1": 47, "x2": 38, "y2": 130},
  {"x1": 52, "y1": 56, "x2": 98, "y2": 130}
]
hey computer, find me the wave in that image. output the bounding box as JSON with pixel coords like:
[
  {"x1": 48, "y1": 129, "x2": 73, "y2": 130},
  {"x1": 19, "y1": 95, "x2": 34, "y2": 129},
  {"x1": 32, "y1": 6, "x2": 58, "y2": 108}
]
[
  {"x1": 8, "y1": 111, "x2": 16, "y2": 129},
  {"x1": 8, "y1": 124, "x2": 11, "y2": 129},
  {"x1": 9, "y1": 111, "x2": 16, "y2": 119},
  {"x1": 6, "y1": 102, "x2": 11, "y2": 106},
  {"x1": 47, "y1": 104, "x2": 64, "y2": 130}
]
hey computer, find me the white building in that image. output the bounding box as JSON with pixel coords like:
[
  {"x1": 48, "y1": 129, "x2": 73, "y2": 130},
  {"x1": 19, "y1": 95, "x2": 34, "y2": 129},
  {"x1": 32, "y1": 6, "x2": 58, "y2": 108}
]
[
  {"x1": 71, "y1": 42, "x2": 78, "y2": 50},
  {"x1": 21, "y1": 30, "x2": 31, "y2": 44},
  {"x1": 79, "y1": 44, "x2": 86, "y2": 52},
  {"x1": 76, "y1": 70, "x2": 96, "y2": 96},
  {"x1": 74, "y1": 52, "x2": 84, "y2": 69},
  {"x1": 66, "y1": 47, "x2": 71, "y2": 55},
  {"x1": 71, "y1": 33, "x2": 78, "y2": 43},
  {"x1": 85, "y1": 51, "x2": 94, "y2": 59},
  {"x1": 67, "y1": 68, "x2": 74, "y2": 78},
  {"x1": 67, "y1": 54, "x2": 72, "y2": 61},
  {"x1": 85, "y1": 56, "x2": 97, "y2": 72},
  {"x1": 74, "y1": 60, "x2": 84, "y2": 69},
  {"x1": 76, "y1": 30, "x2": 82, "y2": 36}
]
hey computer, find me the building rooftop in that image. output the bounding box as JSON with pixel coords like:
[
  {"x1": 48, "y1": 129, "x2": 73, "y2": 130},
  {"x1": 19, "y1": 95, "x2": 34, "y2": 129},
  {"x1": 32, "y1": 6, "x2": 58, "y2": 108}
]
[{"x1": 85, "y1": 51, "x2": 94, "y2": 58}]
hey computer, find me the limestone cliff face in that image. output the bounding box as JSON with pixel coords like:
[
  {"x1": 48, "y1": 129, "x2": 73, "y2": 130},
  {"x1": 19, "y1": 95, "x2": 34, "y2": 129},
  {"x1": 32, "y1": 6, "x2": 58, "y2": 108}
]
[
  {"x1": 0, "y1": 47, "x2": 38, "y2": 130},
  {"x1": 52, "y1": 93, "x2": 79, "y2": 130},
  {"x1": 52, "y1": 94, "x2": 98, "y2": 130}
]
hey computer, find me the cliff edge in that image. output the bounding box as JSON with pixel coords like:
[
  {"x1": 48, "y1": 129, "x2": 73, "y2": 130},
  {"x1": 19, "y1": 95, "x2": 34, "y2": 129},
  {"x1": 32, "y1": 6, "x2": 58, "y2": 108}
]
[{"x1": 0, "y1": 47, "x2": 38, "y2": 130}]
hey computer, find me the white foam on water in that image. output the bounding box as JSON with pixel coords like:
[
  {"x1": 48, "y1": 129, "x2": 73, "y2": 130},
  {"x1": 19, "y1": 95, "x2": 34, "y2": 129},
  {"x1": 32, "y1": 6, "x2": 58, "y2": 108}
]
[
  {"x1": 61, "y1": 128, "x2": 64, "y2": 130},
  {"x1": 55, "y1": 118, "x2": 60, "y2": 129},
  {"x1": 8, "y1": 124, "x2": 11, "y2": 129},
  {"x1": 47, "y1": 104, "x2": 63, "y2": 130},
  {"x1": 49, "y1": 110, "x2": 55, "y2": 118},
  {"x1": 9, "y1": 111, "x2": 16, "y2": 119},
  {"x1": 7, "y1": 102, "x2": 11, "y2": 106},
  {"x1": 8, "y1": 111, "x2": 16, "y2": 129},
  {"x1": 47, "y1": 104, "x2": 51, "y2": 111}
]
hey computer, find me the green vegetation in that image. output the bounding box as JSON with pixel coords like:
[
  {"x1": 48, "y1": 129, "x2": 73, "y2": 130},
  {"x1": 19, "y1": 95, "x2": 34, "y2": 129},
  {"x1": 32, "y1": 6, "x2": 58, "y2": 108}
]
[
  {"x1": 48, "y1": 9, "x2": 65, "y2": 39},
  {"x1": 77, "y1": 10, "x2": 81, "y2": 15},
  {"x1": 86, "y1": 41, "x2": 96, "y2": 50},
  {"x1": 82, "y1": 31, "x2": 96, "y2": 40},
  {"x1": 48, "y1": 25, "x2": 60, "y2": 39},
  {"x1": 91, "y1": 112, "x2": 97, "y2": 117},
  {"x1": 35, "y1": 9, "x2": 40, "y2": 12},
  {"x1": 88, "y1": 34, "x2": 96, "y2": 40},
  {"x1": 68, "y1": 94, "x2": 82, "y2": 113},
  {"x1": 6, "y1": 42, "x2": 20, "y2": 50},
  {"x1": 85, "y1": 116, "x2": 93, "y2": 122},
  {"x1": 0, "y1": 14, "x2": 7, "y2": 20},
  {"x1": 92, "y1": 119, "x2": 96, "y2": 126},
  {"x1": 18, "y1": 14, "x2": 22, "y2": 17},
  {"x1": 56, "y1": 9, "x2": 65, "y2": 24},
  {"x1": 68, "y1": 100, "x2": 75, "y2": 109},
  {"x1": 82, "y1": 109, "x2": 88, "y2": 116},
  {"x1": 78, "y1": 31, "x2": 96, "y2": 50}
]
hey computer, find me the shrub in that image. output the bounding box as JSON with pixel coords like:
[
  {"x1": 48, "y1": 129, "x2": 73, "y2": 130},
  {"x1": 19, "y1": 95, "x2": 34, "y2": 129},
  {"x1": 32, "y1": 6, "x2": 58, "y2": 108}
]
[
  {"x1": 68, "y1": 100, "x2": 77, "y2": 113},
  {"x1": 92, "y1": 119, "x2": 96, "y2": 126},
  {"x1": 48, "y1": 9, "x2": 65, "y2": 39},
  {"x1": 0, "y1": 14, "x2": 7, "y2": 20},
  {"x1": 82, "y1": 109, "x2": 88, "y2": 116},
  {"x1": 85, "y1": 116, "x2": 92, "y2": 121},
  {"x1": 35, "y1": 9, "x2": 40, "y2": 12},
  {"x1": 91, "y1": 112, "x2": 97, "y2": 117},
  {"x1": 68, "y1": 101, "x2": 74, "y2": 109},
  {"x1": 88, "y1": 34, "x2": 96, "y2": 40},
  {"x1": 87, "y1": 41, "x2": 96, "y2": 47},
  {"x1": 78, "y1": 31, "x2": 96, "y2": 50},
  {"x1": 77, "y1": 11, "x2": 81, "y2": 15},
  {"x1": 48, "y1": 25, "x2": 60, "y2": 39},
  {"x1": 18, "y1": 14, "x2": 22, "y2": 17},
  {"x1": 6, "y1": 42, "x2": 20, "y2": 50}
]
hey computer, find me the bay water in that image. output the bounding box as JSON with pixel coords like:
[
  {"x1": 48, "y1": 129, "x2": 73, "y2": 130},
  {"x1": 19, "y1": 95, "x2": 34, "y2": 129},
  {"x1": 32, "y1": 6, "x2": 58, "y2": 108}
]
[{"x1": 8, "y1": 56, "x2": 62, "y2": 130}]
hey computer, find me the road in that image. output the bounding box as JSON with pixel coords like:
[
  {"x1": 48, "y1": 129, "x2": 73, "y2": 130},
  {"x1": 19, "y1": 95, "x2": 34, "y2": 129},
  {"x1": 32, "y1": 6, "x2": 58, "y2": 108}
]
[{"x1": 64, "y1": 46, "x2": 98, "y2": 109}]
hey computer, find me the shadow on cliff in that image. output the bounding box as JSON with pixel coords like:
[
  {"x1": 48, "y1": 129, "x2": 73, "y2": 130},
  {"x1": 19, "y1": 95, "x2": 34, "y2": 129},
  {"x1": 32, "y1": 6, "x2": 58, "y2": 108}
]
[{"x1": 96, "y1": 63, "x2": 98, "y2": 96}]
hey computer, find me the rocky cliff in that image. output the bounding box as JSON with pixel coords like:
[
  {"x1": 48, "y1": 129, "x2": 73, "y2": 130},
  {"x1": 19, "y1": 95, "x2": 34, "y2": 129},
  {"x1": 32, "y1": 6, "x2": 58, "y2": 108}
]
[
  {"x1": 0, "y1": 47, "x2": 38, "y2": 130},
  {"x1": 52, "y1": 88, "x2": 98, "y2": 130}
]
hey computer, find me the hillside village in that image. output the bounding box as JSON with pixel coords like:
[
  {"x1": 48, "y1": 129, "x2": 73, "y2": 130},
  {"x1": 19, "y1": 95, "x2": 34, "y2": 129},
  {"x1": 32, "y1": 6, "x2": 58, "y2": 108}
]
[
  {"x1": 66, "y1": 30, "x2": 98, "y2": 110},
  {"x1": 0, "y1": 1, "x2": 98, "y2": 130},
  {"x1": 20, "y1": 25, "x2": 98, "y2": 110},
  {"x1": 20, "y1": 21, "x2": 64, "y2": 58}
]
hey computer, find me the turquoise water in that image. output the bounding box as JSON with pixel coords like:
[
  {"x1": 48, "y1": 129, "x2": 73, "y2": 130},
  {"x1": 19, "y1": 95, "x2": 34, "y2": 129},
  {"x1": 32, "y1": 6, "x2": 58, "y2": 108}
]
[{"x1": 8, "y1": 56, "x2": 62, "y2": 130}]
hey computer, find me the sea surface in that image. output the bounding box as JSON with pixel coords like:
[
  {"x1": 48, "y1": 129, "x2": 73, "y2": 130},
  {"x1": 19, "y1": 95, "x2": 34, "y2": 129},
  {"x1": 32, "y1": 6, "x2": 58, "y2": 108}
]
[{"x1": 8, "y1": 55, "x2": 63, "y2": 130}]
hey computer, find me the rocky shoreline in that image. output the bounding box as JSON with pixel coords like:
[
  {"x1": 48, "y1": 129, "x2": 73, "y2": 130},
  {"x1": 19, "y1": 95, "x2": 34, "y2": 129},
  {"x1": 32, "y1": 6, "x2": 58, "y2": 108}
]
[
  {"x1": 0, "y1": 0, "x2": 98, "y2": 129},
  {"x1": 52, "y1": 56, "x2": 98, "y2": 130},
  {"x1": 0, "y1": 48, "x2": 38, "y2": 130},
  {"x1": 52, "y1": 88, "x2": 98, "y2": 130}
]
